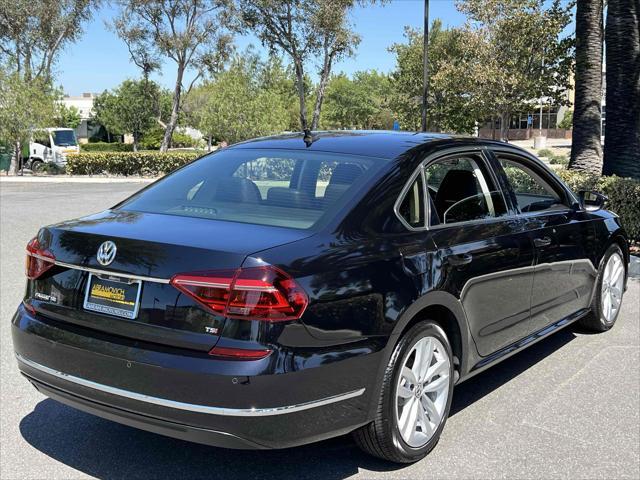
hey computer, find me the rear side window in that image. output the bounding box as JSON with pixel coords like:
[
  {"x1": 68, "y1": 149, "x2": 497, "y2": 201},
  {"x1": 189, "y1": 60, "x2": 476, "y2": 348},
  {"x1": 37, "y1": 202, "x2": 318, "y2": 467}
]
[
  {"x1": 397, "y1": 173, "x2": 426, "y2": 229},
  {"x1": 119, "y1": 149, "x2": 385, "y2": 230}
]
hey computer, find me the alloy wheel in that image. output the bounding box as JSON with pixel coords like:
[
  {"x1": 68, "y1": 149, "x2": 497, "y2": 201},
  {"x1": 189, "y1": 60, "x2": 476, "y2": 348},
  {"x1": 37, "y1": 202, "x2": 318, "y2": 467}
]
[
  {"x1": 395, "y1": 336, "x2": 451, "y2": 448},
  {"x1": 601, "y1": 252, "x2": 625, "y2": 323}
]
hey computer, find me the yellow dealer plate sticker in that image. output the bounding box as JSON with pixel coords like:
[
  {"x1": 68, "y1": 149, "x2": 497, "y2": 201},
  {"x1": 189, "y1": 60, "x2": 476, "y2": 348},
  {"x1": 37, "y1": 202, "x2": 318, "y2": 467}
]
[{"x1": 83, "y1": 273, "x2": 142, "y2": 319}]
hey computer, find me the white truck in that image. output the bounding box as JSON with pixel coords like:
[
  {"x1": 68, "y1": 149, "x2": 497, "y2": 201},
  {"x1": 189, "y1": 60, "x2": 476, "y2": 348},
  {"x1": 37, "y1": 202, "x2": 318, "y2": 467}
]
[{"x1": 28, "y1": 128, "x2": 80, "y2": 171}]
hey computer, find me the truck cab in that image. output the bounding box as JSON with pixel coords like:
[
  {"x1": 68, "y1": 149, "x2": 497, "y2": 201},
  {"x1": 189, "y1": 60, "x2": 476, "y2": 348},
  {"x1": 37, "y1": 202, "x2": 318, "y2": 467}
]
[{"x1": 29, "y1": 128, "x2": 80, "y2": 171}]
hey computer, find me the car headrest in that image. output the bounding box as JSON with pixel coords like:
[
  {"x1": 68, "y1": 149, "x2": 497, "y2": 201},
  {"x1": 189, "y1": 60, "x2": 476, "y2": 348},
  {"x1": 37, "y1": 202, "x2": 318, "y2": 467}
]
[
  {"x1": 434, "y1": 169, "x2": 478, "y2": 218},
  {"x1": 329, "y1": 163, "x2": 364, "y2": 186},
  {"x1": 215, "y1": 177, "x2": 262, "y2": 203}
]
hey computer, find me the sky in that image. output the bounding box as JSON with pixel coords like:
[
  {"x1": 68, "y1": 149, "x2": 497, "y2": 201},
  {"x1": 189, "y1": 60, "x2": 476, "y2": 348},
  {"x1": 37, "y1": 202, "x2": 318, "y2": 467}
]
[{"x1": 56, "y1": 0, "x2": 467, "y2": 95}]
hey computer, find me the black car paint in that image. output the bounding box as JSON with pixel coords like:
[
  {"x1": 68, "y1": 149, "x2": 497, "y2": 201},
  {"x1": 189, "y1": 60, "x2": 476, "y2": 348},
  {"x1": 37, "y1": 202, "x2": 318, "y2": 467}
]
[{"x1": 12, "y1": 132, "x2": 629, "y2": 450}]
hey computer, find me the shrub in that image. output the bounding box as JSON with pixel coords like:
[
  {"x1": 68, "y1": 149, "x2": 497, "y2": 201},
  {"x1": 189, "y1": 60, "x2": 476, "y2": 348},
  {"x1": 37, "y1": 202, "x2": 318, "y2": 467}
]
[
  {"x1": 536, "y1": 148, "x2": 554, "y2": 158},
  {"x1": 549, "y1": 153, "x2": 569, "y2": 167},
  {"x1": 81, "y1": 142, "x2": 134, "y2": 153},
  {"x1": 139, "y1": 127, "x2": 200, "y2": 150},
  {"x1": 557, "y1": 169, "x2": 640, "y2": 243},
  {"x1": 558, "y1": 110, "x2": 573, "y2": 130},
  {"x1": 66, "y1": 151, "x2": 202, "y2": 177}
]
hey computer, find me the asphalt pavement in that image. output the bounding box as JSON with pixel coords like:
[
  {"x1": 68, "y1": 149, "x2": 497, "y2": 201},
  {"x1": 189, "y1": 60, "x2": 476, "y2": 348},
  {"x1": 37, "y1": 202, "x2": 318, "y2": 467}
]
[{"x1": 1, "y1": 181, "x2": 638, "y2": 480}]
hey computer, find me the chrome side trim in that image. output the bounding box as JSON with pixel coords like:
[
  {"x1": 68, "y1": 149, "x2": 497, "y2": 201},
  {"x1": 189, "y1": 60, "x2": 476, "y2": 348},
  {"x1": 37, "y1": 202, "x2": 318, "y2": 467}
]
[
  {"x1": 16, "y1": 354, "x2": 365, "y2": 417},
  {"x1": 53, "y1": 260, "x2": 171, "y2": 284}
]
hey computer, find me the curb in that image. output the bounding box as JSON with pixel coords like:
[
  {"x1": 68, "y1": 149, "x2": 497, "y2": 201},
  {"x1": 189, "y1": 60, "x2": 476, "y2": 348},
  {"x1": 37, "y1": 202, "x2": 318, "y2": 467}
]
[{"x1": 0, "y1": 176, "x2": 155, "y2": 184}]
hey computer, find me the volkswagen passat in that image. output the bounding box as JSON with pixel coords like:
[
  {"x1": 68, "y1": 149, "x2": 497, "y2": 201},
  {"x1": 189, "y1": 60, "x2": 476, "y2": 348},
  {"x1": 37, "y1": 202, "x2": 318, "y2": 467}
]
[{"x1": 13, "y1": 132, "x2": 629, "y2": 463}]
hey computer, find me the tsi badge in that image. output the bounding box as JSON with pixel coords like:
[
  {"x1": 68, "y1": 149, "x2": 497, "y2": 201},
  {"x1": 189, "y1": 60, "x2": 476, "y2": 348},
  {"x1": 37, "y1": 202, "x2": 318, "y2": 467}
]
[{"x1": 97, "y1": 241, "x2": 117, "y2": 266}]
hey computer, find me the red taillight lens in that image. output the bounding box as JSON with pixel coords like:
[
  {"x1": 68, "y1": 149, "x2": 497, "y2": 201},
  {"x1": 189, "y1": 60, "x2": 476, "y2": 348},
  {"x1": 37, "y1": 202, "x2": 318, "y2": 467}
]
[
  {"x1": 25, "y1": 237, "x2": 55, "y2": 280},
  {"x1": 208, "y1": 346, "x2": 272, "y2": 360},
  {"x1": 170, "y1": 266, "x2": 308, "y2": 322}
]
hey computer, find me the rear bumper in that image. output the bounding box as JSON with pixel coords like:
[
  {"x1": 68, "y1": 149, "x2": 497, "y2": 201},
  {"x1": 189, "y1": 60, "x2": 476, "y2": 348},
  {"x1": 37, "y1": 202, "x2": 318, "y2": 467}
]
[{"x1": 12, "y1": 305, "x2": 382, "y2": 449}]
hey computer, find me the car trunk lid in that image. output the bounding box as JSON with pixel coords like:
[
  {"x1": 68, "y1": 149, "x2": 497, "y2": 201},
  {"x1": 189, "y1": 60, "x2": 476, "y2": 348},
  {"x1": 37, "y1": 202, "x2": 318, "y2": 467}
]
[{"x1": 27, "y1": 210, "x2": 313, "y2": 351}]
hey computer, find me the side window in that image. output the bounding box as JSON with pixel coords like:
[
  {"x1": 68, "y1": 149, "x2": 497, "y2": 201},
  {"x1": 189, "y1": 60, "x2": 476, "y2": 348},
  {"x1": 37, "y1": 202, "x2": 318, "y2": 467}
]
[
  {"x1": 398, "y1": 172, "x2": 426, "y2": 229},
  {"x1": 498, "y1": 157, "x2": 566, "y2": 213},
  {"x1": 424, "y1": 155, "x2": 507, "y2": 225}
]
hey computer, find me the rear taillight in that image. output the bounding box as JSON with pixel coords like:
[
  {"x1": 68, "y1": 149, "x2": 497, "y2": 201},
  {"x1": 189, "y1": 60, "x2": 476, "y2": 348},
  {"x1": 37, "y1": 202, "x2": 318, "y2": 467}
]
[
  {"x1": 25, "y1": 237, "x2": 55, "y2": 280},
  {"x1": 170, "y1": 266, "x2": 308, "y2": 321}
]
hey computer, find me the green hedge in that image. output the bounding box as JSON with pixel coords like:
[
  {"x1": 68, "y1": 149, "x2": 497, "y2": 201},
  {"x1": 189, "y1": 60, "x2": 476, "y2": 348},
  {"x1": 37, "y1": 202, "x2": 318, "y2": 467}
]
[
  {"x1": 66, "y1": 151, "x2": 201, "y2": 176},
  {"x1": 81, "y1": 142, "x2": 134, "y2": 153},
  {"x1": 557, "y1": 169, "x2": 640, "y2": 243}
]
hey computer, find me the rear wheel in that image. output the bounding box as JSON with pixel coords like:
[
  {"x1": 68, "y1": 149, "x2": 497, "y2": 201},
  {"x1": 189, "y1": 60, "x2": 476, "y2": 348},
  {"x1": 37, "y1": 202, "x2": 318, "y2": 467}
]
[
  {"x1": 353, "y1": 321, "x2": 454, "y2": 463},
  {"x1": 579, "y1": 244, "x2": 626, "y2": 332}
]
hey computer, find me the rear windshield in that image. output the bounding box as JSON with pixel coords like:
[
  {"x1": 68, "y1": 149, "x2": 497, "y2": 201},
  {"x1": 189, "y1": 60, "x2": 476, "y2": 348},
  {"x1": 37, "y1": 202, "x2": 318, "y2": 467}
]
[{"x1": 118, "y1": 149, "x2": 386, "y2": 229}]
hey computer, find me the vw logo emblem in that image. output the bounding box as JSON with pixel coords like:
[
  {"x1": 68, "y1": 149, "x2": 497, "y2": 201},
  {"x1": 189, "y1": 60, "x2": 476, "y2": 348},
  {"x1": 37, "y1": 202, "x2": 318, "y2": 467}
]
[{"x1": 96, "y1": 241, "x2": 117, "y2": 266}]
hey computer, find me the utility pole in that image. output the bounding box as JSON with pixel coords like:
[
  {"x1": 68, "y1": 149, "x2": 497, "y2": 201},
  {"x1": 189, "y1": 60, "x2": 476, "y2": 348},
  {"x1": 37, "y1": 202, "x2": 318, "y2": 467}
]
[{"x1": 421, "y1": 0, "x2": 429, "y2": 132}]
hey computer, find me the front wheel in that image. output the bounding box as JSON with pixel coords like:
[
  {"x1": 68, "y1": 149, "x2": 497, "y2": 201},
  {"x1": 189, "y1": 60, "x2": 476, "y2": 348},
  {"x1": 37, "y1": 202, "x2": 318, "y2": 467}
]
[
  {"x1": 29, "y1": 159, "x2": 44, "y2": 173},
  {"x1": 353, "y1": 321, "x2": 454, "y2": 463},
  {"x1": 579, "y1": 244, "x2": 626, "y2": 332}
]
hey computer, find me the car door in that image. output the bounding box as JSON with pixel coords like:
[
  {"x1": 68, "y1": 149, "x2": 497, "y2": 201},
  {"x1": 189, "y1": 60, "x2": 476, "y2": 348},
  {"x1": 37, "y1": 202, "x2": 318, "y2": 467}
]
[
  {"x1": 423, "y1": 149, "x2": 537, "y2": 357},
  {"x1": 491, "y1": 150, "x2": 598, "y2": 334}
]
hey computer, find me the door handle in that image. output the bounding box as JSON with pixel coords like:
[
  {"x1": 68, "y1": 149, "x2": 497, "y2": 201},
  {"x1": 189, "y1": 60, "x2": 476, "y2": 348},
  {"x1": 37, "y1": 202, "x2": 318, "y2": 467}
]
[
  {"x1": 447, "y1": 253, "x2": 473, "y2": 267},
  {"x1": 533, "y1": 236, "x2": 552, "y2": 248}
]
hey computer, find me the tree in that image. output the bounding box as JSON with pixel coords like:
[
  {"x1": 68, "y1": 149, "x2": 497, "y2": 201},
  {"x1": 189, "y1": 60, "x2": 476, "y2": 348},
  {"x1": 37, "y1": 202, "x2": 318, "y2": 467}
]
[
  {"x1": 113, "y1": 0, "x2": 236, "y2": 151},
  {"x1": 603, "y1": 0, "x2": 640, "y2": 179},
  {"x1": 389, "y1": 22, "x2": 481, "y2": 133},
  {"x1": 93, "y1": 79, "x2": 162, "y2": 151},
  {"x1": 455, "y1": 0, "x2": 574, "y2": 141},
  {"x1": 0, "y1": 0, "x2": 99, "y2": 82},
  {"x1": 54, "y1": 104, "x2": 81, "y2": 129},
  {"x1": 186, "y1": 54, "x2": 288, "y2": 145},
  {"x1": 568, "y1": 0, "x2": 604, "y2": 175},
  {"x1": 323, "y1": 71, "x2": 393, "y2": 129},
  {"x1": 240, "y1": 0, "x2": 372, "y2": 131},
  {"x1": 558, "y1": 109, "x2": 573, "y2": 130},
  {"x1": 0, "y1": 71, "x2": 56, "y2": 173}
]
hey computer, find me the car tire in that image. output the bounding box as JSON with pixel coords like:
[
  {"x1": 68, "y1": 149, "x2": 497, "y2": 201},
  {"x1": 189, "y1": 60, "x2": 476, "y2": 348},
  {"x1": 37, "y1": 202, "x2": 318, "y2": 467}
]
[
  {"x1": 579, "y1": 243, "x2": 626, "y2": 332},
  {"x1": 353, "y1": 321, "x2": 454, "y2": 463},
  {"x1": 29, "y1": 159, "x2": 44, "y2": 173}
]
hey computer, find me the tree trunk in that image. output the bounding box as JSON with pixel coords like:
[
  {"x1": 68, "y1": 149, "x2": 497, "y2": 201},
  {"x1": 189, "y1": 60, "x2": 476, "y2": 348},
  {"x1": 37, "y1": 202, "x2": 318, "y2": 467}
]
[
  {"x1": 569, "y1": 0, "x2": 604, "y2": 174},
  {"x1": 294, "y1": 60, "x2": 308, "y2": 131},
  {"x1": 161, "y1": 64, "x2": 185, "y2": 152},
  {"x1": 132, "y1": 133, "x2": 139, "y2": 153},
  {"x1": 603, "y1": 0, "x2": 640, "y2": 178},
  {"x1": 311, "y1": 48, "x2": 334, "y2": 130},
  {"x1": 10, "y1": 139, "x2": 21, "y2": 175},
  {"x1": 499, "y1": 111, "x2": 510, "y2": 142}
]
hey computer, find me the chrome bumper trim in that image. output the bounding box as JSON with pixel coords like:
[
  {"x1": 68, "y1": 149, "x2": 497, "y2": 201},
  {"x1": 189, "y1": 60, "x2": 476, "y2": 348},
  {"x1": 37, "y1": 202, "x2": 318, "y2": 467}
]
[
  {"x1": 53, "y1": 260, "x2": 171, "y2": 284},
  {"x1": 16, "y1": 354, "x2": 365, "y2": 417}
]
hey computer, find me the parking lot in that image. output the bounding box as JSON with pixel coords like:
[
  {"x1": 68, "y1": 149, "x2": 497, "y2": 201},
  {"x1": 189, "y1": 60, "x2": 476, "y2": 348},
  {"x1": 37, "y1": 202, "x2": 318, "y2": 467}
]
[{"x1": 1, "y1": 180, "x2": 638, "y2": 480}]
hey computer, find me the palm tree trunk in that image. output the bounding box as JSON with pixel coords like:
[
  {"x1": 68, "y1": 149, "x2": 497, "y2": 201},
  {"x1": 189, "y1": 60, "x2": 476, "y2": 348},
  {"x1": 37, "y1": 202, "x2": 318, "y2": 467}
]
[
  {"x1": 569, "y1": 0, "x2": 604, "y2": 174},
  {"x1": 603, "y1": 0, "x2": 640, "y2": 179}
]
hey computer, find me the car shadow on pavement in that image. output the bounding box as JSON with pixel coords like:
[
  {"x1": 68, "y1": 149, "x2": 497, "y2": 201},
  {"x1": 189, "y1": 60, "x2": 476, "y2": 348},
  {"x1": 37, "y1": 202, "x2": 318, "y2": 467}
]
[{"x1": 19, "y1": 329, "x2": 577, "y2": 480}]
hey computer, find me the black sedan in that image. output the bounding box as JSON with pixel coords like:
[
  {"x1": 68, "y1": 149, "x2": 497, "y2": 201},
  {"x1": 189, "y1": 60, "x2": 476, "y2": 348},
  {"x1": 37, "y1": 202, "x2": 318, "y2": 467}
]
[{"x1": 12, "y1": 131, "x2": 629, "y2": 463}]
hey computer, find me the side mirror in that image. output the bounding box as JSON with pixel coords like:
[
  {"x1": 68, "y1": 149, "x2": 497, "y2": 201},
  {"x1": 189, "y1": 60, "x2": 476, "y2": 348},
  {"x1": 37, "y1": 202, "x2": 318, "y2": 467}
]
[{"x1": 578, "y1": 190, "x2": 607, "y2": 212}]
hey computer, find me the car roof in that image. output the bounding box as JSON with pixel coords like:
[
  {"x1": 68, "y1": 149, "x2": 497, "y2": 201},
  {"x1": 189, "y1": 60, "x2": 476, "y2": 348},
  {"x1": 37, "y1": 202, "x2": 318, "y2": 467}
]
[{"x1": 229, "y1": 130, "x2": 500, "y2": 159}]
